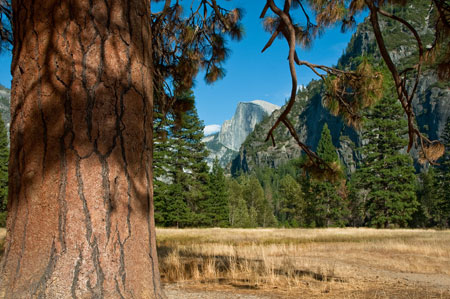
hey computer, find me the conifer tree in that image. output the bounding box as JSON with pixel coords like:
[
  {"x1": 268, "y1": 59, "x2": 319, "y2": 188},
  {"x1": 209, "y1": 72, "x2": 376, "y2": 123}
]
[
  {"x1": 203, "y1": 158, "x2": 229, "y2": 227},
  {"x1": 317, "y1": 123, "x2": 338, "y2": 163},
  {"x1": 412, "y1": 167, "x2": 438, "y2": 227},
  {"x1": 433, "y1": 118, "x2": 450, "y2": 227},
  {"x1": 279, "y1": 174, "x2": 304, "y2": 227},
  {"x1": 241, "y1": 175, "x2": 276, "y2": 227},
  {"x1": 351, "y1": 83, "x2": 418, "y2": 228},
  {"x1": 227, "y1": 178, "x2": 251, "y2": 227},
  {"x1": 0, "y1": 114, "x2": 8, "y2": 227},
  {"x1": 153, "y1": 90, "x2": 211, "y2": 227},
  {"x1": 171, "y1": 92, "x2": 211, "y2": 225},
  {"x1": 304, "y1": 123, "x2": 348, "y2": 227}
]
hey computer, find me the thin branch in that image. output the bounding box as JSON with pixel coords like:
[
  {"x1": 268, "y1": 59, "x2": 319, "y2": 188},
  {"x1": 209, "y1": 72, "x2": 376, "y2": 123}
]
[
  {"x1": 377, "y1": 8, "x2": 424, "y2": 103},
  {"x1": 433, "y1": 0, "x2": 450, "y2": 29},
  {"x1": 261, "y1": 28, "x2": 280, "y2": 53},
  {"x1": 295, "y1": 0, "x2": 312, "y2": 26},
  {"x1": 261, "y1": 0, "x2": 330, "y2": 169},
  {"x1": 366, "y1": 0, "x2": 442, "y2": 163},
  {"x1": 260, "y1": 3, "x2": 270, "y2": 19},
  {"x1": 264, "y1": 0, "x2": 298, "y2": 145}
]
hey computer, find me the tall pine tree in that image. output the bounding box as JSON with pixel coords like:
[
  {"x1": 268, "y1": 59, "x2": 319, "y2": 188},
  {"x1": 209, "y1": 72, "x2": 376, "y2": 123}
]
[
  {"x1": 351, "y1": 79, "x2": 418, "y2": 228},
  {"x1": 203, "y1": 158, "x2": 229, "y2": 227},
  {"x1": 304, "y1": 123, "x2": 348, "y2": 227},
  {"x1": 433, "y1": 118, "x2": 450, "y2": 227},
  {"x1": 153, "y1": 90, "x2": 211, "y2": 227},
  {"x1": 278, "y1": 174, "x2": 305, "y2": 227}
]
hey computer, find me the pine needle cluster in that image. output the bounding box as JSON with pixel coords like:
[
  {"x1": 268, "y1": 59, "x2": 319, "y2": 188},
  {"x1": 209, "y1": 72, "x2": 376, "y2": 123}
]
[
  {"x1": 324, "y1": 58, "x2": 384, "y2": 129},
  {"x1": 152, "y1": 1, "x2": 244, "y2": 121}
]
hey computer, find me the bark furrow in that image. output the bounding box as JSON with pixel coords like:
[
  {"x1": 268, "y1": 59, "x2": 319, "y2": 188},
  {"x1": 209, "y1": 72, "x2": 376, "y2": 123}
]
[{"x1": 0, "y1": 0, "x2": 162, "y2": 297}]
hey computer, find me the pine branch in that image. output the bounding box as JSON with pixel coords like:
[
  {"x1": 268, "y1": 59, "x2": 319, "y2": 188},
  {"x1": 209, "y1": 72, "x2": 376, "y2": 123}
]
[{"x1": 366, "y1": 0, "x2": 442, "y2": 163}]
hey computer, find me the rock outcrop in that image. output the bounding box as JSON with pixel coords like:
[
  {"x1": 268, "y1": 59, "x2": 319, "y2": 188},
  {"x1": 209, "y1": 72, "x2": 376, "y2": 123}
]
[{"x1": 203, "y1": 100, "x2": 279, "y2": 168}]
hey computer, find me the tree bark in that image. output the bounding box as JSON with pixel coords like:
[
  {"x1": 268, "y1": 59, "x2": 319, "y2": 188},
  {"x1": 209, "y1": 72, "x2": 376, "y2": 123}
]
[{"x1": 0, "y1": 0, "x2": 164, "y2": 297}]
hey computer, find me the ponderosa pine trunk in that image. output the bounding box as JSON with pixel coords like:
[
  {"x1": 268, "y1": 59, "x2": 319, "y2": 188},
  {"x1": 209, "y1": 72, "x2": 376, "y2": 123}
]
[{"x1": 0, "y1": 0, "x2": 164, "y2": 297}]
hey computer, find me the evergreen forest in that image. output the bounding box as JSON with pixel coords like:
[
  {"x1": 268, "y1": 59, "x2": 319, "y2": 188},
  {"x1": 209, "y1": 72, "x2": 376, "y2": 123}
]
[
  {"x1": 151, "y1": 85, "x2": 449, "y2": 229},
  {"x1": 149, "y1": 0, "x2": 449, "y2": 228}
]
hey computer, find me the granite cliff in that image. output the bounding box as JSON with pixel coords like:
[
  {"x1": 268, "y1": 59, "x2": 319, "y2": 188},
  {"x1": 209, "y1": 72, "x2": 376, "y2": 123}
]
[
  {"x1": 203, "y1": 100, "x2": 279, "y2": 168},
  {"x1": 231, "y1": 0, "x2": 449, "y2": 175}
]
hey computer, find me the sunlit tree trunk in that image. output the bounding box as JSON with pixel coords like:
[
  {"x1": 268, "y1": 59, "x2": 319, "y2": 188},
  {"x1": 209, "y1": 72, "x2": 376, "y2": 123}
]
[{"x1": 0, "y1": 0, "x2": 164, "y2": 297}]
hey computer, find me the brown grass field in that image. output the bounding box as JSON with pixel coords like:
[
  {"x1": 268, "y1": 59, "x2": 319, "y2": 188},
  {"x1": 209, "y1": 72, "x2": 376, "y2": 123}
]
[
  {"x1": 157, "y1": 228, "x2": 450, "y2": 298},
  {"x1": 0, "y1": 228, "x2": 449, "y2": 298}
]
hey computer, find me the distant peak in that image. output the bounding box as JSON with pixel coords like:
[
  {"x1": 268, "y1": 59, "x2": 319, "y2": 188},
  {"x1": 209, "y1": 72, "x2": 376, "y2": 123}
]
[{"x1": 248, "y1": 100, "x2": 280, "y2": 114}]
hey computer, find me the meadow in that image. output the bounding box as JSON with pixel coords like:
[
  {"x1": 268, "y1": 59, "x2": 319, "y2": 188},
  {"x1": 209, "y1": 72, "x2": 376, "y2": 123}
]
[
  {"x1": 157, "y1": 228, "x2": 450, "y2": 298},
  {"x1": 0, "y1": 228, "x2": 449, "y2": 298}
]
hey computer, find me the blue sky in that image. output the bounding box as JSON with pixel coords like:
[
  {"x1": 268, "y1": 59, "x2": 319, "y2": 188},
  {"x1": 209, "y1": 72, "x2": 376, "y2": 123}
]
[
  {"x1": 192, "y1": 1, "x2": 365, "y2": 134},
  {"x1": 0, "y1": 1, "x2": 365, "y2": 135}
]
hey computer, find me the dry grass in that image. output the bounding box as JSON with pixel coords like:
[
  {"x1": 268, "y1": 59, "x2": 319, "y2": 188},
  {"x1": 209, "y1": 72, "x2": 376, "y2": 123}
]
[
  {"x1": 0, "y1": 227, "x2": 448, "y2": 297},
  {"x1": 157, "y1": 228, "x2": 450, "y2": 298}
]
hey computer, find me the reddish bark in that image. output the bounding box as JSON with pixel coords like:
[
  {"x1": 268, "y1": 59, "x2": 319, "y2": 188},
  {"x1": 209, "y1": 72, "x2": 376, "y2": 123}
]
[{"x1": 0, "y1": 0, "x2": 164, "y2": 297}]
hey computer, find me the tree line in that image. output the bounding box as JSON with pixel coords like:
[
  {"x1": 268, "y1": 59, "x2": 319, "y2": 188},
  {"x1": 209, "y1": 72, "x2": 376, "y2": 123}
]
[
  {"x1": 152, "y1": 85, "x2": 450, "y2": 229},
  {"x1": 0, "y1": 79, "x2": 447, "y2": 229}
]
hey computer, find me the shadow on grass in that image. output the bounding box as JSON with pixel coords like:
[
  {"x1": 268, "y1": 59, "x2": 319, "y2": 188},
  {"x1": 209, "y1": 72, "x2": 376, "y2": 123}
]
[{"x1": 157, "y1": 244, "x2": 345, "y2": 290}]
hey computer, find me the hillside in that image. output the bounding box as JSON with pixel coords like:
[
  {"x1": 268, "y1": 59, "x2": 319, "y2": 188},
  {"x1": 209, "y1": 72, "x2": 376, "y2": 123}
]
[{"x1": 231, "y1": 0, "x2": 450, "y2": 175}]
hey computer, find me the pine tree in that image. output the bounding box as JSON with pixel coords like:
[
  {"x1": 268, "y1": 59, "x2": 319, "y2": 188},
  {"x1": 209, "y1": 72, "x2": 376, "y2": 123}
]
[
  {"x1": 351, "y1": 85, "x2": 418, "y2": 228},
  {"x1": 412, "y1": 167, "x2": 438, "y2": 227},
  {"x1": 227, "y1": 178, "x2": 251, "y2": 227},
  {"x1": 171, "y1": 94, "x2": 211, "y2": 226},
  {"x1": 304, "y1": 123, "x2": 348, "y2": 227},
  {"x1": 241, "y1": 175, "x2": 276, "y2": 227},
  {"x1": 0, "y1": 114, "x2": 8, "y2": 227},
  {"x1": 433, "y1": 118, "x2": 450, "y2": 227},
  {"x1": 203, "y1": 158, "x2": 229, "y2": 227},
  {"x1": 153, "y1": 90, "x2": 211, "y2": 227},
  {"x1": 278, "y1": 174, "x2": 305, "y2": 227},
  {"x1": 317, "y1": 123, "x2": 338, "y2": 163}
]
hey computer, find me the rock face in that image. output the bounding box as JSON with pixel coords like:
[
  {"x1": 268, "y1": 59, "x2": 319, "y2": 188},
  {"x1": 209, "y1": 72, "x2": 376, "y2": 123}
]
[
  {"x1": 203, "y1": 100, "x2": 279, "y2": 168},
  {"x1": 231, "y1": 83, "x2": 361, "y2": 175},
  {"x1": 231, "y1": 0, "x2": 450, "y2": 176},
  {"x1": 0, "y1": 85, "x2": 10, "y2": 129},
  {"x1": 218, "y1": 100, "x2": 279, "y2": 151}
]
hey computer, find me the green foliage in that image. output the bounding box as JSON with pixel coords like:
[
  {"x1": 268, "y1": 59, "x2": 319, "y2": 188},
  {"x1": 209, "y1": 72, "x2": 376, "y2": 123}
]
[
  {"x1": 253, "y1": 158, "x2": 305, "y2": 227},
  {"x1": 227, "y1": 178, "x2": 251, "y2": 227},
  {"x1": 0, "y1": 114, "x2": 8, "y2": 227},
  {"x1": 203, "y1": 159, "x2": 229, "y2": 227},
  {"x1": 317, "y1": 123, "x2": 338, "y2": 163},
  {"x1": 350, "y1": 81, "x2": 418, "y2": 228},
  {"x1": 411, "y1": 168, "x2": 440, "y2": 227},
  {"x1": 240, "y1": 175, "x2": 277, "y2": 227},
  {"x1": 225, "y1": 174, "x2": 278, "y2": 228},
  {"x1": 153, "y1": 90, "x2": 211, "y2": 227},
  {"x1": 278, "y1": 174, "x2": 305, "y2": 227},
  {"x1": 302, "y1": 123, "x2": 349, "y2": 227},
  {"x1": 304, "y1": 178, "x2": 348, "y2": 228},
  {"x1": 431, "y1": 118, "x2": 450, "y2": 227}
]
